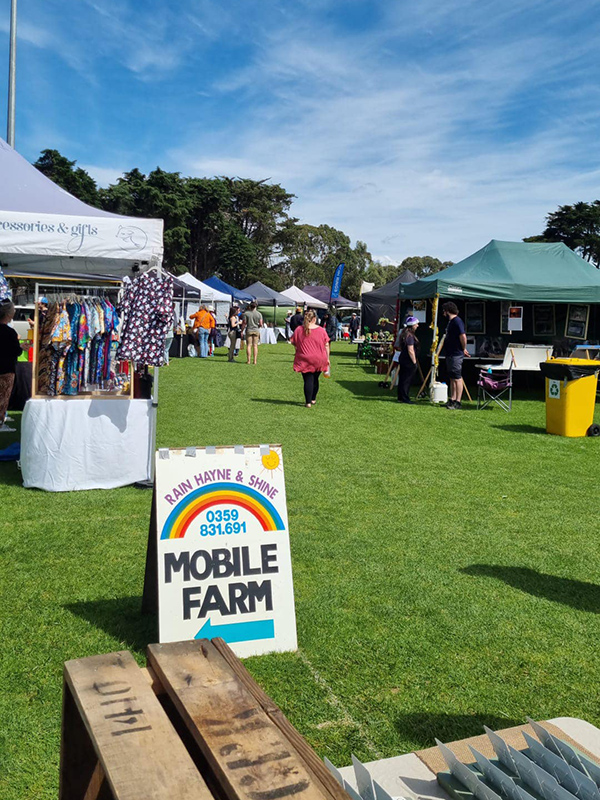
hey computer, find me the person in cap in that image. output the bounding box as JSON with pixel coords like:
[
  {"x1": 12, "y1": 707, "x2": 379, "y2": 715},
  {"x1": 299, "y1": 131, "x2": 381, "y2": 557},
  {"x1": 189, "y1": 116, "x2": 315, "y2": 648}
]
[
  {"x1": 28, "y1": 296, "x2": 49, "y2": 329},
  {"x1": 349, "y1": 312, "x2": 360, "y2": 342},
  {"x1": 228, "y1": 304, "x2": 241, "y2": 362},
  {"x1": 289, "y1": 306, "x2": 304, "y2": 334},
  {"x1": 396, "y1": 316, "x2": 420, "y2": 404},
  {"x1": 284, "y1": 309, "x2": 293, "y2": 340}
]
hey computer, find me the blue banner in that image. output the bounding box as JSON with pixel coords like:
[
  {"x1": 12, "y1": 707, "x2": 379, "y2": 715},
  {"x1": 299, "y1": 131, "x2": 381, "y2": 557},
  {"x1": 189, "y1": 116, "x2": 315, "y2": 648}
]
[{"x1": 330, "y1": 262, "x2": 345, "y2": 300}]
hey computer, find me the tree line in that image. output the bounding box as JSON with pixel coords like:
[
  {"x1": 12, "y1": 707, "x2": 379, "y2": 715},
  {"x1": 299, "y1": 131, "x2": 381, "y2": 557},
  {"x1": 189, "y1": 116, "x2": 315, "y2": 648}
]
[
  {"x1": 34, "y1": 149, "x2": 451, "y2": 300},
  {"x1": 525, "y1": 201, "x2": 600, "y2": 267}
]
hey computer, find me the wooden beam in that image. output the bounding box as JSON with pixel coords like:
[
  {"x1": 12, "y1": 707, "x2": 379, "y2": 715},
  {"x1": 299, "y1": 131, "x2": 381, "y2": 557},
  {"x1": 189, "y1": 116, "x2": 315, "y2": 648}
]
[
  {"x1": 62, "y1": 650, "x2": 213, "y2": 800},
  {"x1": 147, "y1": 640, "x2": 348, "y2": 800}
]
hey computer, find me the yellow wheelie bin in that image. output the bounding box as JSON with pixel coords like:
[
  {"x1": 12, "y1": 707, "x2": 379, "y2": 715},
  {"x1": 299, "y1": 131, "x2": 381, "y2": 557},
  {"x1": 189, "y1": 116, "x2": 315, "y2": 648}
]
[{"x1": 540, "y1": 358, "x2": 600, "y2": 437}]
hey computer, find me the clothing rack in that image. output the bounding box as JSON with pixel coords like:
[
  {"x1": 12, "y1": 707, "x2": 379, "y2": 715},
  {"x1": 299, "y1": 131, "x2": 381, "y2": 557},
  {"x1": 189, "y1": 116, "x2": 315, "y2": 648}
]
[
  {"x1": 34, "y1": 282, "x2": 120, "y2": 302},
  {"x1": 32, "y1": 281, "x2": 132, "y2": 400}
]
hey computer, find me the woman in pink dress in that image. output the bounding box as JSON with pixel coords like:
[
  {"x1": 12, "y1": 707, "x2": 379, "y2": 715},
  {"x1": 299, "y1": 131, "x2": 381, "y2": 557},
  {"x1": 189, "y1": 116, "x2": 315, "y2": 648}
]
[{"x1": 290, "y1": 309, "x2": 330, "y2": 407}]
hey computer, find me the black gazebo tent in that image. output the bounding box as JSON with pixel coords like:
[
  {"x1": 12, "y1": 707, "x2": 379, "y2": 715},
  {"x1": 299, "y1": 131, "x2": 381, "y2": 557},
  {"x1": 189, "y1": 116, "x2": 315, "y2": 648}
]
[{"x1": 361, "y1": 269, "x2": 417, "y2": 332}]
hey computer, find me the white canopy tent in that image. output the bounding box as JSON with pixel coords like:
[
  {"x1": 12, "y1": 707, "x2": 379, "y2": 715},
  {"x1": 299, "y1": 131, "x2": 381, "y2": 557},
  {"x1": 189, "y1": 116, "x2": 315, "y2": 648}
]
[
  {"x1": 177, "y1": 272, "x2": 229, "y2": 302},
  {"x1": 0, "y1": 138, "x2": 164, "y2": 491},
  {"x1": 281, "y1": 285, "x2": 328, "y2": 309},
  {"x1": 176, "y1": 272, "x2": 230, "y2": 325},
  {"x1": 0, "y1": 138, "x2": 163, "y2": 275}
]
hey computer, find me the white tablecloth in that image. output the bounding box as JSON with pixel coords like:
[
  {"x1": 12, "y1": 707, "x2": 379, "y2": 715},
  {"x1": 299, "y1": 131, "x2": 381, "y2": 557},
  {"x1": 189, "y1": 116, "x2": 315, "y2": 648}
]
[
  {"x1": 259, "y1": 328, "x2": 277, "y2": 344},
  {"x1": 21, "y1": 398, "x2": 152, "y2": 491}
]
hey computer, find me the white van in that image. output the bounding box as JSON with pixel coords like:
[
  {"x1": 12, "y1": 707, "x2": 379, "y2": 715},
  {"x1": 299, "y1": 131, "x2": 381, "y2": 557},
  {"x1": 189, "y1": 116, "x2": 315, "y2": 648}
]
[{"x1": 11, "y1": 304, "x2": 35, "y2": 340}]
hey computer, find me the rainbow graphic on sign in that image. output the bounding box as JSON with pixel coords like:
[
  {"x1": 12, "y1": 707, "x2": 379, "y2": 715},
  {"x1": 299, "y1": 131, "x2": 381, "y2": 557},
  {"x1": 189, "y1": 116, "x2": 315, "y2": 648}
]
[{"x1": 160, "y1": 482, "x2": 285, "y2": 539}]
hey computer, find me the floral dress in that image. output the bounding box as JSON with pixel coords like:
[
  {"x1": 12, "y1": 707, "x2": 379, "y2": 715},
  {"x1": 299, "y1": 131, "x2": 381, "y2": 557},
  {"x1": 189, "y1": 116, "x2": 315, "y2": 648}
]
[{"x1": 118, "y1": 272, "x2": 174, "y2": 366}]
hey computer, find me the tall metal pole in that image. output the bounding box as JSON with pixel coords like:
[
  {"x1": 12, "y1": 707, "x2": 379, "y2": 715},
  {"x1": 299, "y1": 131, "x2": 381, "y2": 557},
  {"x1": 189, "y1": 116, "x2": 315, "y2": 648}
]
[{"x1": 7, "y1": 0, "x2": 17, "y2": 146}]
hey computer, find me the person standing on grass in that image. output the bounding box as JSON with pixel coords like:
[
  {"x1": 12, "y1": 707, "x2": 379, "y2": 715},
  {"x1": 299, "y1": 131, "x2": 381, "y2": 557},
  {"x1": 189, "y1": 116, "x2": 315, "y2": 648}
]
[
  {"x1": 289, "y1": 306, "x2": 304, "y2": 333},
  {"x1": 0, "y1": 302, "x2": 22, "y2": 432},
  {"x1": 291, "y1": 309, "x2": 330, "y2": 408},
  {"x1": 163, "y1": 317, "x2": 175, "y2": 365},
  {"x1": 207, "y1": 305, "x2": 217, "y2": 356},
  {"x1": 396, "y1": 316, "x2": 420, "y2": 404},
  {"x1": 189, "y1": 305, "x2": 214, "y2": 358},
  {"x1": 442, "y1": 301, "x2": 470, "y2": 409},
  {"x1": 228, "y1": 304, "x2": 241, "y2": 362},
  {"x1": 284, "y1": 310, "x2": 293, "y2": 340},
  {"x1": 349, "y1": 312, "x2": 360, "y2": 342},
  {"x1": 322, "y1": 311, "x2": 337, "y2": 343},
  {"x1": 242, "y1": 302, "x2": 263, "y2": 365}
]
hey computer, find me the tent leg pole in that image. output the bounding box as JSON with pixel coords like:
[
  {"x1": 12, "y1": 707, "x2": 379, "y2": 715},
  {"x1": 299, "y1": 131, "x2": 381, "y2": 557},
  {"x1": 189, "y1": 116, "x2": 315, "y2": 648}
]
[
  {"x1": 430, "y1": 294, "x2": 440, "y2": 396},
  {"x1": 148, "y1": 366, "x2": 159, "y2": 483},
  {"x1": 180, "y1": 289, "x2": 185, "y2": 357}
]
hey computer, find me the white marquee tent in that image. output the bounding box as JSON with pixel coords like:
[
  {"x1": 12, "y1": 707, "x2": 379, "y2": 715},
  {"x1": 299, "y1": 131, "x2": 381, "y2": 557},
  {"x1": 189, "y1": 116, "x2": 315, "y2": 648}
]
[
  {"x1": 176, "y1": 271, "x2": 230, "y2": 325},
  {"x1": 281, "y1": 285, "x2": 328, "y2": 309},
  {"x1": 177, "y1": 272, "x2": 229, "y2": 302},
  {"x1": 0, "y1": 138, "x2": 164, "y2": 492},
  {"x1": 0, "y1": 138, "x2": 163, "y2": 275}
]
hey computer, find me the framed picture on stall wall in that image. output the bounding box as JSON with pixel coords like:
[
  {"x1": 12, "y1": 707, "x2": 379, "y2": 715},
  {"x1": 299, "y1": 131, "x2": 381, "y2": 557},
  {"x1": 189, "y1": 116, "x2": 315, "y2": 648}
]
[
  {"x1": 533, "y1": 304, "x2": 556, "y2": 337},
  {"x1": 500, "y1": 301, "x2": 516, "y2": 334},
  {"x1": 565, "y1": 304, "x2": 589, "y2": 340},
  {"x1": 411, "y1": 300, "x2": 427, "y2": 324},
  {"x1": 465, "y1": 301, "x2": 485, "y2": 334}
]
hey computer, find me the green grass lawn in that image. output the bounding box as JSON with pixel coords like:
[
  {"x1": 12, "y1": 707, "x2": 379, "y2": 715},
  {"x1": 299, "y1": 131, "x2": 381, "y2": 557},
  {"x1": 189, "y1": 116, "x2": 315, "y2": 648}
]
[{"x1": 2, "y1": 343, "x2": 600, "y2": 798}]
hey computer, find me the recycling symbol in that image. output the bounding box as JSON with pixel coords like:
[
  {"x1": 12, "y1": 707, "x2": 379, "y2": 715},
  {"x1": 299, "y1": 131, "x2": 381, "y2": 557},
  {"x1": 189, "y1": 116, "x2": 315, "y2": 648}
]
[{"x1": 550, "y1": 381, "x2": 559, "y2": 397}]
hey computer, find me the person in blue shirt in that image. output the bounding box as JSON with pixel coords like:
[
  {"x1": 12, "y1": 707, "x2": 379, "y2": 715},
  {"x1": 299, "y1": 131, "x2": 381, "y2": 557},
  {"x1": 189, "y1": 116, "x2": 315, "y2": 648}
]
[{"x1": 442, "y1": 301, "x2": 470, "y2": 409}]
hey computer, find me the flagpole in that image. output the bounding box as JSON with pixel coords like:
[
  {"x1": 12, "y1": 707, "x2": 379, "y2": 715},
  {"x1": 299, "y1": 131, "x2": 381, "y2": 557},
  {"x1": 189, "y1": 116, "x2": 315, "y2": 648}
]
[{"x1": 7, "y1": 0, "x2": 17, "y2": 147}]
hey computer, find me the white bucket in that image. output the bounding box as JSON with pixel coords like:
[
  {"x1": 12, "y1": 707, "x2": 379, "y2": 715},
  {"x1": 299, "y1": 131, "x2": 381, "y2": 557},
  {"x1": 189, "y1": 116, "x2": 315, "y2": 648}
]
[{"x1": 432, "y1": 382, "x2": 448, "y2": 404}]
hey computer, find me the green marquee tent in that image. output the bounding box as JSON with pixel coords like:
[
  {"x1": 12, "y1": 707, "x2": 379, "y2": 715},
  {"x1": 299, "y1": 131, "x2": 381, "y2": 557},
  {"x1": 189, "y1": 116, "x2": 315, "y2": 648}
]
[{"x1": 398, "y1": 240, "x2": 600, "y2": 303}]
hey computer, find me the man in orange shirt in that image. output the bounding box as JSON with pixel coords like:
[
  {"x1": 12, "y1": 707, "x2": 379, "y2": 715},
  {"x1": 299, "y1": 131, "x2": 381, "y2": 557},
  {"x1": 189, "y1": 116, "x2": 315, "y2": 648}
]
[{"x1": 189, "y1": 304, "x2": 215, "y2": 358}]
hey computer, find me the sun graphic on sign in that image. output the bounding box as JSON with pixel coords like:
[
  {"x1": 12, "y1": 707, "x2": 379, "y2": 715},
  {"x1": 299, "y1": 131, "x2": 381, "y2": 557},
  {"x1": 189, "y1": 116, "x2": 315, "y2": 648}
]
[{"x1": 261, "y1": 449, "x2": 280, "y2": 473}]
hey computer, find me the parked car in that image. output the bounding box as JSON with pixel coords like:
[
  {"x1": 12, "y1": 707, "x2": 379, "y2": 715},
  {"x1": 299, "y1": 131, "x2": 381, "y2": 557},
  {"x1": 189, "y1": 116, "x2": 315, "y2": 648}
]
[{"x1": 12, "y1": 304, "x2": 35, "y2": 340}]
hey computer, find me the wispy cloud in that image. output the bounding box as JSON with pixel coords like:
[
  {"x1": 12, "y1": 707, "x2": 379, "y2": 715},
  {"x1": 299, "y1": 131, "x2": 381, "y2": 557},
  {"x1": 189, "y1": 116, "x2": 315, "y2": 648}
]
[
  {"x1": 4, "y1": 0, "x2": 600, "y2": 263},
  {"x1": 171, "y1": 0, "x2": 600, "y2": 261}
]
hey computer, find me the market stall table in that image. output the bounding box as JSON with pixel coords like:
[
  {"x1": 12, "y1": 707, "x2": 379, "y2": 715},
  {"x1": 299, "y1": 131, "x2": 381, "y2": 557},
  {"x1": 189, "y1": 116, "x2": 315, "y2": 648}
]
[
  {"x1": 259, "y1": 328, "x2": 277, "y2": 344},
  {"x1": 21, "y1": 397, "x2": 152, "y2": 491}
]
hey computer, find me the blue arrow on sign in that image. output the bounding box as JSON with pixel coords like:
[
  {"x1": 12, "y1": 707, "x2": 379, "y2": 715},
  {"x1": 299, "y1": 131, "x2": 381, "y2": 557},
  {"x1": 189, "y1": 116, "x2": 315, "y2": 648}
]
[{"x1": 195, "y1": 617, "x2": 275, "y2": 643}]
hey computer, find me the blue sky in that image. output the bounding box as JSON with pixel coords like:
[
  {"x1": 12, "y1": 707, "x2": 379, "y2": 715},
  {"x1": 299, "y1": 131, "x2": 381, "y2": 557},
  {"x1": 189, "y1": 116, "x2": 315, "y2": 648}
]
[{"x1": 1, "y1": 0, "x2": 599, "y2": 264}]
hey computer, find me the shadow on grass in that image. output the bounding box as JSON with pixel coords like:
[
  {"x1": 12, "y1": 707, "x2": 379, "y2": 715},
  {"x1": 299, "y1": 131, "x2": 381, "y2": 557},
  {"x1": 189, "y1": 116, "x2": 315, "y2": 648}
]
[
  {"x1": 491, "y1": 423, "x2": 546, "y2": 435},
  {"x1": 337, "y1": 380, "x2": 387, "y2": 397},
  {"x1": 394, "y1": 711, "x2": 523, "y2": 750},
  {"x1": 461, "y1": 565, "x2": 600, "y2": 613},
  {"x1": 250, "y1": 398, "x2": 305, "y2": 406},
  {"x1": 0, "y1": 460, "x2": 23, "y2": 487},
  {"x1": 331, "y1": 348, "x2": 362, "y2": 359},
  {"x1": 65, "y1": 596, "x2": 157, "y2": 652}
]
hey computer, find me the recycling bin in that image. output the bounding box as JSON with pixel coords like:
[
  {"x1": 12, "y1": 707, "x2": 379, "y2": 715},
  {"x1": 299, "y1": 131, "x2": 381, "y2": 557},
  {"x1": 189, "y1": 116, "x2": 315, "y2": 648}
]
[{"x1": 539, "y1": 358, "x2": 599, "y2": 437}]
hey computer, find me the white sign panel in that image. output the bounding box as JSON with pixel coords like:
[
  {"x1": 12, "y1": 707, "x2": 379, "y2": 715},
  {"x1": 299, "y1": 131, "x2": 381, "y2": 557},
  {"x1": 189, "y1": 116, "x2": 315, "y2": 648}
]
[
  {"x1": 155, "y1": 445, "x2": 297, "y2": 657},
  {"x1": 508, "y1": 306, "x2": 523, "y2": 332},
  {"x1": 412, "y1": 300, "x2": 427, "y2": 323},
  {"x1": 548, "y1": 379, "x2": 561, "y2": 399},
  {"x1": 0, "y1": 210, "x2": 163, "y2": 262}
]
